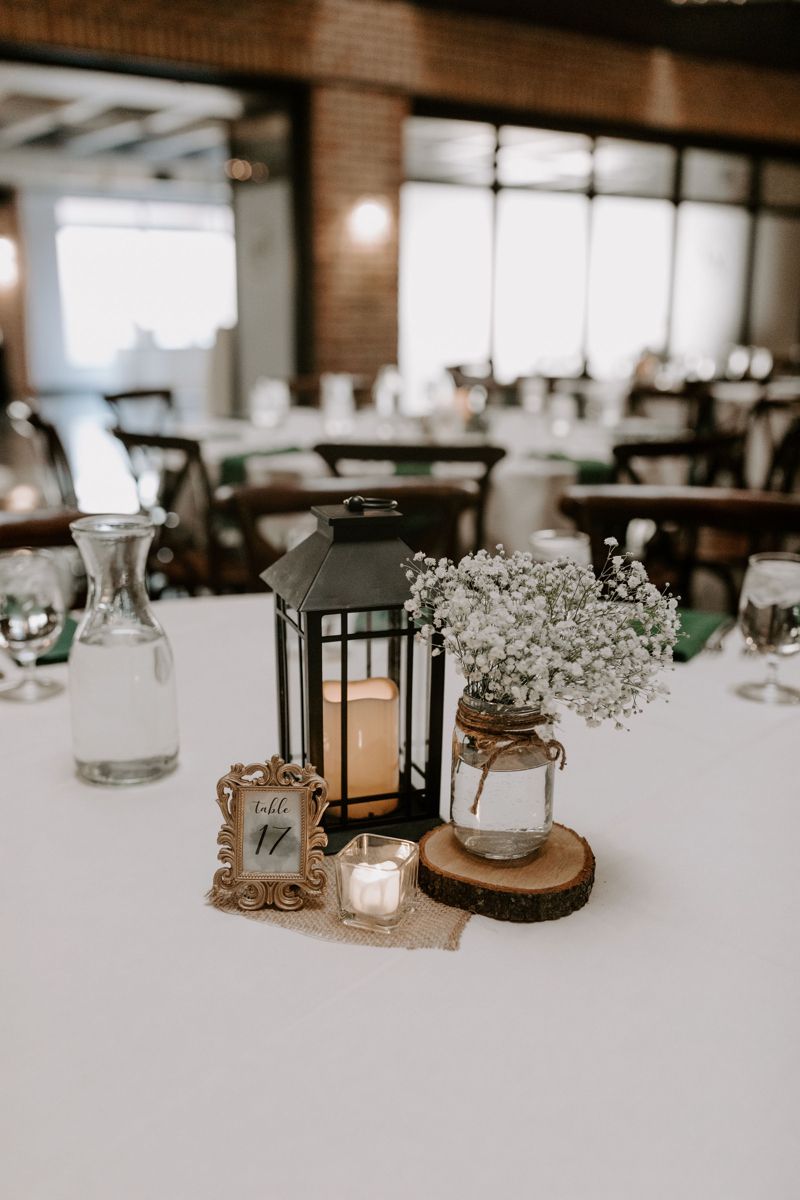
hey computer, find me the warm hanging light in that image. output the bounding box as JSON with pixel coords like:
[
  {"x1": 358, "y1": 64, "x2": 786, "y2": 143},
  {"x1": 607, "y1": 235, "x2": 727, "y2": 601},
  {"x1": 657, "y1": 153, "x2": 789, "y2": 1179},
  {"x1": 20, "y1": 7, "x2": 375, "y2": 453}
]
[{"x1": 347, "y1": 197, "x2": 392, "y2": 247}]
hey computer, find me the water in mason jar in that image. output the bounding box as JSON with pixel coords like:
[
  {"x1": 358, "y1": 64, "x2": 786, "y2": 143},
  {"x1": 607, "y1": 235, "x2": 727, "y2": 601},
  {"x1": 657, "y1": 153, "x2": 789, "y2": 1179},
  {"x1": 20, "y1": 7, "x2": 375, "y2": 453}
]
[
  {"x1": 452, "y1": 757, "x2": 553, "y2": 860},
  {"x1": 69, "y1": 629, "x2": 179, "y2": 785},
  {"x1": 741, "y1": 560, "x2": 800, "y2": 656}
]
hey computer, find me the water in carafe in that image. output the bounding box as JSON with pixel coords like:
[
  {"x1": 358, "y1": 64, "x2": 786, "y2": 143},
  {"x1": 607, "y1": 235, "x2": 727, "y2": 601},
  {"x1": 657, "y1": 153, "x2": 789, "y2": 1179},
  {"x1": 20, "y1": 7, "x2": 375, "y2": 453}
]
[{"x1": 70, "y1": 631, "x2": 178, "y2": 782}]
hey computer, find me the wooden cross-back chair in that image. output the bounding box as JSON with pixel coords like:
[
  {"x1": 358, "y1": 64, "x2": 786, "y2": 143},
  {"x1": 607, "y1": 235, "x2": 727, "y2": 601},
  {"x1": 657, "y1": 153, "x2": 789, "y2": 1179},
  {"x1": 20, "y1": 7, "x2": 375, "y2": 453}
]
[
  {"x1": 764, "y1": 412, "x2": 800, "y2": 494},
  {"x1": 219, "y1": 476, "x2": 481, "y2": 585},
  {"x1": 313, "y1": 442, "x2": 506, "y2": 551},
  {"x1": 560, "y1": 484, "x2": 800, "y2": 612},
  {"x1": 103, "y1": 388, "x2": 174, "y2": 431},
  {"x1": 113, "y1": 429, "x2": 248, "y2": 594},
  {"x1": 625, "y1": 381, "x2": 716, "y2": 433},
  {"x1": 24, "y1": 412, "x2": 78, "y2": 507},
  {"x1": 743, "y1": 394, "x2": 800, "y2": 483},
  {"x1": 612, "y1": 431, "x2": 747, "y2": 489},
  {"x1": 446, "y1": 365, "x2": 519, "y2": 407}
]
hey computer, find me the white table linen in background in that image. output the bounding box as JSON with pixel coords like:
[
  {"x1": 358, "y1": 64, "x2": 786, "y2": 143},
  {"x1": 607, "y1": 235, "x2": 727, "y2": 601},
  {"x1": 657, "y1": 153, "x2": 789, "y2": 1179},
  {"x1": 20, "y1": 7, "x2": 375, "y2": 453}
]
[
  {"x1": 2, "y1": 594, "x2": 798, "y2": 1200},
  {"x1": 483, "y1": 457, "x2": 578, "y2": 551}
]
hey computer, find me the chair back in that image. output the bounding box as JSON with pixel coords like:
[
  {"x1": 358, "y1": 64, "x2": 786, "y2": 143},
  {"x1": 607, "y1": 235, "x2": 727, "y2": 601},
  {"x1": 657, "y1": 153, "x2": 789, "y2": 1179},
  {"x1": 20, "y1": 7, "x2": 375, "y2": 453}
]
[
  {"x1": 626, "y1": 381, "x2": 715, "y2": 432},
  {"x1": 25, "y1": 412, "x2": 78, "y2": 507},
  {"x1": 765, "y1": 413, "x2": 800, "y2": 493},
  {"x1": 612, "y1": 432, "x2": 746, "y2": 489},
  {"x1": 223, "y1": 477, "x2": 480, "y2": 583},
  {"x1": 113, "y1": 429, "x2": 216, "y2": 591},
  {"x1": 103, "y1": 389, "x2": 174, "y2": 432},
  {"x1": 313, "y1": 442, "x2": 506, "y2": 550},
  {"x1": 446, "y1": 365, "x2": 518, "y2": 407},
  {"x1": 561, "y1": 484, "x2": 800, "y2": 611}
]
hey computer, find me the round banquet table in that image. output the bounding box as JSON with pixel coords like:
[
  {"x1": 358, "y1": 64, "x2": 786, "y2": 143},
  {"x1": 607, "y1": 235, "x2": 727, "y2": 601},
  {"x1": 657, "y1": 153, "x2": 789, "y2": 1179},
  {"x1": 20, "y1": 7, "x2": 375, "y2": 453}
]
[{"x1": 2, "y1": 594, "x2": 798, "y2": 1199}]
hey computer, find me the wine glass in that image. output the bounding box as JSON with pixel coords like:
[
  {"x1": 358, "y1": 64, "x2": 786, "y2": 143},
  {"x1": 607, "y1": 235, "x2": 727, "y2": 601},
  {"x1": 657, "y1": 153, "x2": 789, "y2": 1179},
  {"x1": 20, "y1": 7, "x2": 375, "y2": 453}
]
[
  {"x1": 0, "y1": 549, "x2": 66, "y2": 702},
  {"x1": 737, "y1": 551, "x2": 800, "y2": 705}
]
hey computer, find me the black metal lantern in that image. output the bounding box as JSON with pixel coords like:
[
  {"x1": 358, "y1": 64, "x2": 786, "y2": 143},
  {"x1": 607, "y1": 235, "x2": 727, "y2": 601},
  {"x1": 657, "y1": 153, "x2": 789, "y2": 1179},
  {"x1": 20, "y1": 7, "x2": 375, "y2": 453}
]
[{"x1": 262, "y1": 501, "x2": 445, "y2": 852}]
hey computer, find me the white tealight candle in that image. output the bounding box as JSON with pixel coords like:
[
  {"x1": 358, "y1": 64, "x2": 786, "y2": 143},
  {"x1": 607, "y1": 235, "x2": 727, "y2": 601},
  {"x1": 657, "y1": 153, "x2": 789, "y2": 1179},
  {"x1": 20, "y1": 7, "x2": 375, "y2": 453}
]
[{"x1": 348, "y1": 861, "x2": 401, "y2": 917}]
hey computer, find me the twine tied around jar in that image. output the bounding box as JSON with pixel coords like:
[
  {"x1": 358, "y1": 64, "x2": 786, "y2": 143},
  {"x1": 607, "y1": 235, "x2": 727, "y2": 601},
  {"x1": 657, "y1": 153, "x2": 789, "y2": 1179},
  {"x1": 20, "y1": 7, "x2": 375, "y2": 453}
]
[{"x1": 454, "y1": 697, "x2": 567, "y2": 817}]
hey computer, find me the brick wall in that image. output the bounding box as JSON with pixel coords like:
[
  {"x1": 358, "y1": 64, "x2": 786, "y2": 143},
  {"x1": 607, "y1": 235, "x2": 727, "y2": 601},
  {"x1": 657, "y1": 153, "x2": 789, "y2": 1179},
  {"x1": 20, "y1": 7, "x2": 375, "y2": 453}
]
[
  {"x1": 2, "y1": 0, "x2": 799, "y2": 373},
  {"x1": 0, "y1": 195, "x2": 29, "y2": 397},
  {"x1": 310, "y1": 87, "x2": 408, "y2": 375},
  {"x1": 3, "y1": 0, "x2": 799, "y2": 145}
]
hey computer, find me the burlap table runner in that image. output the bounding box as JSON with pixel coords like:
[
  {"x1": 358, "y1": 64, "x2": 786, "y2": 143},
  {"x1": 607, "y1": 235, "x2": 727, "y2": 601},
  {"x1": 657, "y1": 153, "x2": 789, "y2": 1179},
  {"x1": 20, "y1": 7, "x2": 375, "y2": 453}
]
[{"x1": 208, "y1": 861, "x2": 471, "y2": 951}]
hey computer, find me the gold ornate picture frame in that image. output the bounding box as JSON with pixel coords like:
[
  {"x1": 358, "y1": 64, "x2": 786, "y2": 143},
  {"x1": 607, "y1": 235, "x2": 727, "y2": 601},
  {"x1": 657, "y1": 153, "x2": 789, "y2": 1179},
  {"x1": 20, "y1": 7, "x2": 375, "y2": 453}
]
[{"x1": 211, "y1": 756, "x2": 328, "y2": 911}]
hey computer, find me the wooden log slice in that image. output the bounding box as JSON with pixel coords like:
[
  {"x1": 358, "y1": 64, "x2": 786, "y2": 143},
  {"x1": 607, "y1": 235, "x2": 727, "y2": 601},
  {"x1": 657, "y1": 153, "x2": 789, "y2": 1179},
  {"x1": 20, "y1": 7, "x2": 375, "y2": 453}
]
[{"x1": 418, "y1": 822, "x2": 595, "y2": 923}]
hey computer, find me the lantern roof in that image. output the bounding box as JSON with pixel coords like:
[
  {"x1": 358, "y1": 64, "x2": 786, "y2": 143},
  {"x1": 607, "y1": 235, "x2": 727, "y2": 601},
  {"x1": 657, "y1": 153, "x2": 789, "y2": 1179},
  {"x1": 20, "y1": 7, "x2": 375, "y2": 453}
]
[{"x1": 261, "y1": 504, "x2": 414, "y2": 612}]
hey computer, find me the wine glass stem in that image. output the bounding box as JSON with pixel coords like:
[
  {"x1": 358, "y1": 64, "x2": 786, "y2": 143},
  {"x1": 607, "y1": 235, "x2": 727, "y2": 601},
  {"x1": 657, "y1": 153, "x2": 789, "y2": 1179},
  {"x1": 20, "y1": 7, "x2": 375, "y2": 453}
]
[
  {"x1": 16, "y1": 654, "x2": 38, "y2": 690},
  {"x1": 765, "y1": 654, "x2": 780, "y2": 691}
]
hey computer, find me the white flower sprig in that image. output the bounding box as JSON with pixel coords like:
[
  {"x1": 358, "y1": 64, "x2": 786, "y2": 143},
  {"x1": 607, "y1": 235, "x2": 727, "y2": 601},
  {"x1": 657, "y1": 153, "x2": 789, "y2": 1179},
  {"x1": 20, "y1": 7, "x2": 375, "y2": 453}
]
[{"x1": 405, "y1": 538, "x2": 680, "y2": 729}]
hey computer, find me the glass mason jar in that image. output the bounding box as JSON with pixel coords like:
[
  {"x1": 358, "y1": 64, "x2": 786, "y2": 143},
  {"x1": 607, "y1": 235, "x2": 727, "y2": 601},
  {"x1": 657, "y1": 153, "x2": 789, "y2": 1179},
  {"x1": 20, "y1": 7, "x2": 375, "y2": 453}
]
[
  {"x1": 69, "y1": 515, "x2": 179, "y2": 785},
  {"x1": 450, "y1": 693, "x2": 562, "y2": 860}
]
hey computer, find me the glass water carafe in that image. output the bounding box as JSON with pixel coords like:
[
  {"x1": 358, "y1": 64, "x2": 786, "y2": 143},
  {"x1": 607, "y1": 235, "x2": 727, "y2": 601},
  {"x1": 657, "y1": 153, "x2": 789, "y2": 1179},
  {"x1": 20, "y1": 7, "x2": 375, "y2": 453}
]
[{"x1": 69, "y1": 515, "x2": 179, "y2": 785}]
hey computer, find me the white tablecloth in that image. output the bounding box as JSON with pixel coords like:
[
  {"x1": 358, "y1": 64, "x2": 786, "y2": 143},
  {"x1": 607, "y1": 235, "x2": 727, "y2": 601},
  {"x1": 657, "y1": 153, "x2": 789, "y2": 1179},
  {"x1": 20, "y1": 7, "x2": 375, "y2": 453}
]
[{"x1": 2, "y1": 595, "x2": 798, "y2": 1198}]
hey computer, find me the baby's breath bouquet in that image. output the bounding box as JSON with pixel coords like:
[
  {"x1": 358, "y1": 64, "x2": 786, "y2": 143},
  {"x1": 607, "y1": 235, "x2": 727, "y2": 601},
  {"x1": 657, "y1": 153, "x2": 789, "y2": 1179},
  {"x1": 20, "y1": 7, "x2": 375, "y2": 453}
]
[{"x1": 405, "y1": 539, "x2": 679, "y2": 730}]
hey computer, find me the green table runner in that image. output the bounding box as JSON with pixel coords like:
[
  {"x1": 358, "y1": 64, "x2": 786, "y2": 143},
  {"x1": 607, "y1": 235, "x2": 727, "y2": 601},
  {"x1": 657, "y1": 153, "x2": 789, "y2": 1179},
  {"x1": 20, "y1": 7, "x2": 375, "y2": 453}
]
[
  {"x1": 540, "y1": 452, "x2": 615, "y2": 485},
  {"x1": 37, "y1": 616, "x2": 78, "y2": 665},
  {"x1": 219, "y1": 445, "x2": 303, "y2": 486},
  {"x1": 674, "y1": 608, "x2": 731, "y2": 662}
]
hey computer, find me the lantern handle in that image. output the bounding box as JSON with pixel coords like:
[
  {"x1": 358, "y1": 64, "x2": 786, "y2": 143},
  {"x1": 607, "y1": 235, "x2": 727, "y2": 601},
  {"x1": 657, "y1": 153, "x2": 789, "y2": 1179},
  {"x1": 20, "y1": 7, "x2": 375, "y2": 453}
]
[{"x1": 343, "y1": 495, "x2": 399, "y2": 512}]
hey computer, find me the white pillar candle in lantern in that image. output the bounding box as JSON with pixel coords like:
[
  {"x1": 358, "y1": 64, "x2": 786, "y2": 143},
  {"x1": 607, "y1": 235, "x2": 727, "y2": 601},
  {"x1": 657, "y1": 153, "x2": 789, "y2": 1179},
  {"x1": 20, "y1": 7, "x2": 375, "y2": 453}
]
[{"x1": 322, "y1": 677, "x2": 399, "y2": 816}]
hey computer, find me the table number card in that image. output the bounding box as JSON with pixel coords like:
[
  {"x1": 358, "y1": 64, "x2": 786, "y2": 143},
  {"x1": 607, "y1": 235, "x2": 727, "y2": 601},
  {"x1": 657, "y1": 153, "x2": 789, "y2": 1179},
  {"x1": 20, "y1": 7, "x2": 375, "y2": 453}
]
[{"x1": 211, "y1": 756, "x2": 328, "y2": 911}]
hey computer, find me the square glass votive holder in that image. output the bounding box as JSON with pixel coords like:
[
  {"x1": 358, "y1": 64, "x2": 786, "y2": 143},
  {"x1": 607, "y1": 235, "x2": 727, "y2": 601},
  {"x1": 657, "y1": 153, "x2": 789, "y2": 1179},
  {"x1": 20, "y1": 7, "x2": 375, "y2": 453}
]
[{"x1": 334, "y1": 834, "x2": 419, "y2": 932}]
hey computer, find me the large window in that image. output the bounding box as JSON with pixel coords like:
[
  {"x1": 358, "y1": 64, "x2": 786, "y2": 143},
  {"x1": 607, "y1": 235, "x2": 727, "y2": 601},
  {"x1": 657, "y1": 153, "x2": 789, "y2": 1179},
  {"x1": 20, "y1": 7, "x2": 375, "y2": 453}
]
[
  {"x1": 586, "y1": 196, "x2": 673, "y2": 379},
  {"x1": 55, "y1": 197, "x2": 237, "y2": 369},
  {"x1": 398, "y1": 183, "x2": 493, "y2": 396},
  {"x1": 493, "y1": 190, "x2": 588, "y2": 379},
  {"x1": 400, "y1": 118, "x2": 800, "y2": 389},
  {"x1": 670, "y1": 202, "x2": 750, "y2": 364}
]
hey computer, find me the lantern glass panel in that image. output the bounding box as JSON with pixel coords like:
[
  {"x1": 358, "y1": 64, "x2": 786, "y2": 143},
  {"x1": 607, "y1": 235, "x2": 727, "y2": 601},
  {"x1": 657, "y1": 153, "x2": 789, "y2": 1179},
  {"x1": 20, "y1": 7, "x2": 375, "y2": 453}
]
[
  {"x1": 278, "y1": 602, "x2": 307, "y2": 766},
  {"x1": 343, "y1": 610, "x2": 399, "y2": 680},
  {"x1": 402, "y1": 628, "x2": 438, "y2": 798},
  {"x1": 320, "y1": 613, "x2": 341, "y2": 679}
]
